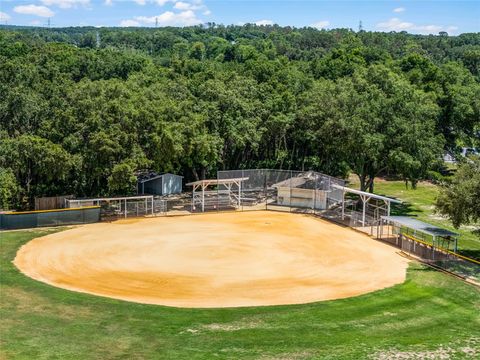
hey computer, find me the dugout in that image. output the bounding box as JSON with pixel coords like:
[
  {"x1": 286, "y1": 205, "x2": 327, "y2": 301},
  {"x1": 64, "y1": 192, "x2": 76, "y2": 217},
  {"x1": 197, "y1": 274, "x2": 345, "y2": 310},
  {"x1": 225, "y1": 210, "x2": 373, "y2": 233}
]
[{"x1": 380, "y1": 216, "x2": 459, "y2": 253}]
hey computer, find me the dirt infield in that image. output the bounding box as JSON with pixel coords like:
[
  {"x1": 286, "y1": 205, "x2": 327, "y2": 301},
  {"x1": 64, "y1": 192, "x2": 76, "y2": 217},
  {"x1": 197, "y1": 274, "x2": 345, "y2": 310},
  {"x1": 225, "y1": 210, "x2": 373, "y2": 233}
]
[{"x1": 14, "y1": 211, "x2": 408, "y2": 308}]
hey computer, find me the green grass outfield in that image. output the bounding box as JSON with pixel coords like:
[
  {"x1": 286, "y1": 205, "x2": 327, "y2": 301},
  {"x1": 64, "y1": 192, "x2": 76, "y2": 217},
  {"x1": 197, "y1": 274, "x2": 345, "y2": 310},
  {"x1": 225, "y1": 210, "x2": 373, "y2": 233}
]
[{"x1": 1, "y1": 229, "x2": 479, "y2": 359}]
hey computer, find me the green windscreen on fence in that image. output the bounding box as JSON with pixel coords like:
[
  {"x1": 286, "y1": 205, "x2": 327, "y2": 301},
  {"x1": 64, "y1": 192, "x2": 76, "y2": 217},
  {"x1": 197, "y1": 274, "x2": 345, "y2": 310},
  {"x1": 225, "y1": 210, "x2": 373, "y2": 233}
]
[{"x1": 0, "y1": 206, "x2": 101, "y2": 230}]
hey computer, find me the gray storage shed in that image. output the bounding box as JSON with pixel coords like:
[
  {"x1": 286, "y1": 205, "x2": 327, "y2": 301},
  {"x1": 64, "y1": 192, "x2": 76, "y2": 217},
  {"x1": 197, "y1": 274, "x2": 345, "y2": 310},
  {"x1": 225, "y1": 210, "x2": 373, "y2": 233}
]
[{"x1": 137, "y1": 172, "x2": 183, "y2": 196}]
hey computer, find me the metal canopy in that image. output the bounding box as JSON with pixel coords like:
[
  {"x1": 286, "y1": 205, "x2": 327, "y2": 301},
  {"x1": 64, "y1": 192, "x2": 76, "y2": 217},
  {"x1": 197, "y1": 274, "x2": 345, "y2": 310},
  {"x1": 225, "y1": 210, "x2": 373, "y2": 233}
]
[
  {"x1": 186, "y1": 178, "x2": 249, "y2": 187},
  {"x1": 331, "y1": 184, "x2": 401, "y2": 225},
  {"x1": 67, "y1": 195, "x2": 153, "y2": 202},
  {"x1": 331, "y1": 185, "x2": 402, "y2": 204},
  {"x1": 381, "y1": 216, "x2": 459, "y2": 238}
]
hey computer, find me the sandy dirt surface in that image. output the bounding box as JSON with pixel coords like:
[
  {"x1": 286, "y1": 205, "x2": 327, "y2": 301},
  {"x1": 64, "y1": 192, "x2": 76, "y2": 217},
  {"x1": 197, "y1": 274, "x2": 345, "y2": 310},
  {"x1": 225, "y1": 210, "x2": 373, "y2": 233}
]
[{"x1": 14, "y1": 211, "x2": 408, "y2": 308}]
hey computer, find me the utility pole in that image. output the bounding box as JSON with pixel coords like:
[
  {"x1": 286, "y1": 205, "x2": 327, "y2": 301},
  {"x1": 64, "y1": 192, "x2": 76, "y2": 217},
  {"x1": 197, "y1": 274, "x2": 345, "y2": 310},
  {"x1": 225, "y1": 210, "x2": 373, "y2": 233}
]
[
  {"x1": 358, "y1": 20, "x2": 363, "y2": 32},
  {"x1": 96, "y1": 31, "x2": 101, "y2": 48},
  {"x1": 155, "y1": 17, "x2": 158, "y2": 28}
]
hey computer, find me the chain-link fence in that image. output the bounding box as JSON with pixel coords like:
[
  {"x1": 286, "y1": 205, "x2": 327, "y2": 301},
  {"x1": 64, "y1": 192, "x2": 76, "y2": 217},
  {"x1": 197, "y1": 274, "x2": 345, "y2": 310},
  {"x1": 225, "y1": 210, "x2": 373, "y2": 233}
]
[
  {"x1": 59, "y1": 170, "x2": 346, "y2": 221},
  {"x1": 377, "y1": 231, "x2": 480, "y2": 285}
]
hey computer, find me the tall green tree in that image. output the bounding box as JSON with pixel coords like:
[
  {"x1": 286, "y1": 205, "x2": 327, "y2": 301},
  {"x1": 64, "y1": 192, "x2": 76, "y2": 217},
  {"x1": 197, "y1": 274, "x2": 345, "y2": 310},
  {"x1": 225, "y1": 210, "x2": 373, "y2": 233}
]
[
  {"x1": 301, "y1": 65, "x2": 443, "y2": 191},
  {"x1": 0, "y1": 135, "x2": 74, "y2": 207},
  {"x1": 436, "y1": 158, "x2": 480, "y2": 228},
  {"x1": 0, "y1": 167, "x2": 18, "y2": 210}
]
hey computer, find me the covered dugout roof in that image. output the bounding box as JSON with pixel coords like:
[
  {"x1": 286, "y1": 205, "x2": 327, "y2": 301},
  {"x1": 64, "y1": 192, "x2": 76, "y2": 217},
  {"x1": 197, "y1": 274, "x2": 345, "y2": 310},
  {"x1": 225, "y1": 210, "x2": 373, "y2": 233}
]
[
  {"x1": 381, "y1": 216, "x2": 459, "y2": 238},
  {"x1": 186, "y1": 178, "x2": 249, "y2": 187}
]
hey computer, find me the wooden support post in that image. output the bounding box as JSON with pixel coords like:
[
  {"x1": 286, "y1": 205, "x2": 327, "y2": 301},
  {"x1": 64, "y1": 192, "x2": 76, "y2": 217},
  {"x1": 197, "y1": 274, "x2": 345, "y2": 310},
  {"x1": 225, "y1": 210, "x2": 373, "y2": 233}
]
[{"x1": 202, "y1": 184, "x2": 205, "y2": 212}]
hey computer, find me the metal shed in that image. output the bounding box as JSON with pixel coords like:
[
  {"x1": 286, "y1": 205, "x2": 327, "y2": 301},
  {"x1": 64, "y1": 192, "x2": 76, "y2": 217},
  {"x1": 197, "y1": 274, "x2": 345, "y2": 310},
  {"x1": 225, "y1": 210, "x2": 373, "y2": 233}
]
[{"x1": 137, "y1": 172, "x2": 183, "y2": 196}]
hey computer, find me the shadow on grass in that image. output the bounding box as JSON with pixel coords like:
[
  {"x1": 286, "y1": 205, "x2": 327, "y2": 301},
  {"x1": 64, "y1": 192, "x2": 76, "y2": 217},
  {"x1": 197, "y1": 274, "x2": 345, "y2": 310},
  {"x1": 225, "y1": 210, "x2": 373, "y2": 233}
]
[
  {"x1": 410, "y1": 266, "x2": 438, "y2": 273},
  {"x1": 457, "y1": 249, "x2": 480, "y2": 262},
  {"x1": 389, "y1": 202, "x2": 420, "y2": 217}
]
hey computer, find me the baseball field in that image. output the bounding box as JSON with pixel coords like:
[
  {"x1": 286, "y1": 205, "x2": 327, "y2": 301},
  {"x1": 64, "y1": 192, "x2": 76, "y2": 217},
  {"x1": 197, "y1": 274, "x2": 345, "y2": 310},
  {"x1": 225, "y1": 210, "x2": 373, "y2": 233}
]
[
  {"x1": 13, "y1": 212, "x2": 408, "y2": 308},
  {"x1": 1, "y1": 211, "x2": 479, "y2": 359}
]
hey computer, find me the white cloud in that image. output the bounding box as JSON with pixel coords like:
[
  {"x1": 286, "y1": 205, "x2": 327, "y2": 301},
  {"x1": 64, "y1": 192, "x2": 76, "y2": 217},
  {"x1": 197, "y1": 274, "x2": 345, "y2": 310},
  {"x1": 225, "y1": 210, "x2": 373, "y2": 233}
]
[
  {"x1": 311, "y1": 20, "x2": 330, "y2": 29},
  {"x1": 376, "y1": 17, "x2": 458, "y2": 35},
  {"x1": 122, "y1": 10, "x2": 202, "y2": 27},
  {"x1": 104, "y1": 0, "x2": 113, "y2": 5},
  {"x1": 30, "y1": 19, "x2": 41, "y2": 25},
  {"x1": 14, "y1": 5, "x2": 54, "y2": 18},
  {"x1": 173, "y1": 1, "x2": 209, "y2": 15},
  {"x1": 117, "y1": 0, "x2": 210, "y2": 23},
  {"x1": 393, "y1": 7, "x2": 405, "y2": 13},
  {"x1": 0, "y1": 11, "x2": 11, "y2": 22},
  {"x1": 174, "y1": 1, "x2": 192, "y2": 10},
  {"x1": 120, "y1": 19, "x2": 140, "y2": 26},
  {"x1": 377, "y1": 18, "x2": 414, "y2": 31},
  {"x1": 41, "y1": 0, "x2": 89, "y2": 9},
  {"x1": 446, "y1": 26, "x2": 459, "y2": 32},
  {"x1": 254, "y1": 19, "x2": 273, "y2": 26}
]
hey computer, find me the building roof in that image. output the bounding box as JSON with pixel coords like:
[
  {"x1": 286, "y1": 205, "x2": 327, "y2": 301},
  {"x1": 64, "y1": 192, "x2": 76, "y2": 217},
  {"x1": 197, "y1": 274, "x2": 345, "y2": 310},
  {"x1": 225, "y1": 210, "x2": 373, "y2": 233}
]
[
  {"x1": 270, "y1": 171, "x2": 314, "y2": 188},
  {"x1": 381, "y1": 216, "x2": 459, "y2": 238},
  {"x1": 137, "y1": 172, "x2": 183, "y2": 183}
]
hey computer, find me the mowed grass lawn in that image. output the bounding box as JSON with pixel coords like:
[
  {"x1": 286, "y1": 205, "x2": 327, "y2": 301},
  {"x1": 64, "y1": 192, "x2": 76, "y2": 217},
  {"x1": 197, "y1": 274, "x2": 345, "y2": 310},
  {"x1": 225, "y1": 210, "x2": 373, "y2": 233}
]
[
  {"x1": 349, "y1": 179, "x2": 480, "y2": 260},
  {"x1": 1, "y1": 229, "x2": 479, "y2": 359}
]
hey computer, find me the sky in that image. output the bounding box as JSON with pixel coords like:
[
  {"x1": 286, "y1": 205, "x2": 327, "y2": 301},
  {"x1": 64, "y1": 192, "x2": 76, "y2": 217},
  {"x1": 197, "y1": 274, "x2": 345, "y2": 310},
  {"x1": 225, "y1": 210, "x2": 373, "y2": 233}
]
[{"x1": 0, "y1": 0, "x2": 478, "y2": 35}]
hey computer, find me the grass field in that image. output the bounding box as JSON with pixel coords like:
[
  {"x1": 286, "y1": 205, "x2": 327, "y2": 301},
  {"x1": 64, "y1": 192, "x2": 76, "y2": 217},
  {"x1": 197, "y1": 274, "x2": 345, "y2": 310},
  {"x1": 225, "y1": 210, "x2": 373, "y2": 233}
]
[
  {"x1": 1, "y1": 229, "x2": 479, "y2": 359},
  {"x1": 349, "y1": 179, "x2": 480, "y2": 260}
]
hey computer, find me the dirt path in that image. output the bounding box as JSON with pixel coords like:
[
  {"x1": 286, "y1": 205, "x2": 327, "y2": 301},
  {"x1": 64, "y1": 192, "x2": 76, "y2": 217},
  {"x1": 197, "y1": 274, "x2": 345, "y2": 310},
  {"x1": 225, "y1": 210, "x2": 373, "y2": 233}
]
[{"x1": 14, "y1": 211, "x2": 408, "y2": 308}]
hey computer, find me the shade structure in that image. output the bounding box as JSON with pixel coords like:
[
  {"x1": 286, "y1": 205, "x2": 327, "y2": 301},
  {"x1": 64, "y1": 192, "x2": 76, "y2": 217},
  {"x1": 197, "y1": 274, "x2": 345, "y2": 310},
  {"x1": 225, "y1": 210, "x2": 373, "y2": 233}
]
[
  {"x1": 186, "y1": 178, "x2": 249, "y2": 212},
  {"x1": 381, "y1": 216, "x2": 459, "y2": 238}
]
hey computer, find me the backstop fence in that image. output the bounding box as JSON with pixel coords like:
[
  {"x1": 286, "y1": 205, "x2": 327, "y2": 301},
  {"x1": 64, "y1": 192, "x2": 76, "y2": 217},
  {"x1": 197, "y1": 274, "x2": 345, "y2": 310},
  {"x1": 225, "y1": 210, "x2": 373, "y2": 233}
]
[
  {"x1": 216, "y1": 169, "x2": 346, "y2": 214},
  {"x1": 58, "y1": 170, "x2": 346, "y2": 219}
]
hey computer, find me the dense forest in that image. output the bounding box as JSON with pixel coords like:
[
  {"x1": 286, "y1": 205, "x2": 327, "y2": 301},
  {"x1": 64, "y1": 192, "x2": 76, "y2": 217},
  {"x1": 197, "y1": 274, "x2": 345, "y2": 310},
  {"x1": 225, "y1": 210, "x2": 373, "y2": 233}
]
[{"x1": 0, "y1": 25, "x2": 479, "y2": 210}]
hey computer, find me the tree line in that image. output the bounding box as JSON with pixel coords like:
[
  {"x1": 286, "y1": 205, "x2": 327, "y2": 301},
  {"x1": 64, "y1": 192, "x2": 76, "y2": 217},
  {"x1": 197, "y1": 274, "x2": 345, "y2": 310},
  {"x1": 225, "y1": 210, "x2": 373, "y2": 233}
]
[{"x1": 0, "y1": 25, "x2": 479, "y2": 210}]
